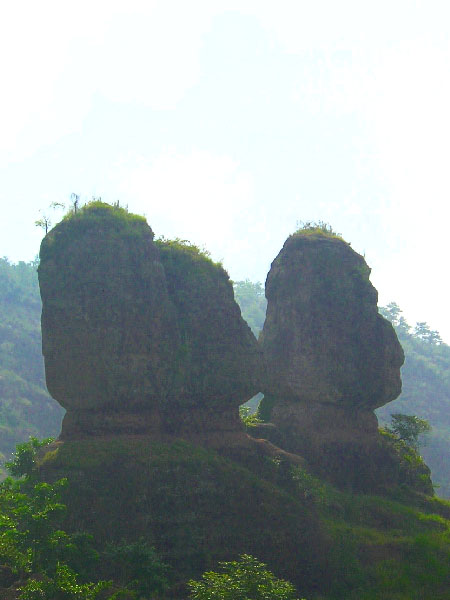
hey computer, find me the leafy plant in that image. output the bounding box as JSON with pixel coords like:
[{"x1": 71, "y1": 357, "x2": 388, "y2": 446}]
[
  {"x1": 0, "y1": 440, "x2": 113, "y2": 598},
  {"x1": 239, "y1": 405, "x2": 262, "y2": 427},
  {"x1": 19, "y1": 563, "x2": 110, "y2": 600},
  {"x1": 5, "y1": 437, "x2": 54, "y2": 479},
  {"x1": 388, "y1": 414, "x2": 431, "y2": 452},
  {"x1": 101, "y1": 538, "x2": 169, "y2": 598},
  {"x1": 188, "y1": 554, "x2": 305, "y2": 600},
  {"x1": 293, "y1": 220, "x2": 343, "y2": 239}
]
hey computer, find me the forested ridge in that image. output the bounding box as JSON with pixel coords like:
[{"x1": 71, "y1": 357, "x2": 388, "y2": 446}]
[
  {"x1": 0, "y1": 261, "x2": 449, "y2": 498},
  {"x1": 377, "y1": 303, "x2": 450, "y2": 497},
  {"x1": 0, "y1": 258, "x2": 63, "y2": 476}
]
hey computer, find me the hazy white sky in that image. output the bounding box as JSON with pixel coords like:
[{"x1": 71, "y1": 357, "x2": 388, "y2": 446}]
[{"x1": 1, "y1": 1, "x2": 449, "y2": 341}]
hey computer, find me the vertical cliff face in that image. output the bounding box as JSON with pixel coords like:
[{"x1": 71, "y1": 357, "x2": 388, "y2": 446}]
[
  {"x1": 259, "y1": 231, "x2": 418, "y2": 493},
  {"x1": 38, "y1": 202, "x2": 180, "y2": 436},
  {"x1": 157, "y1": 241, "x2": 262, "y2": 436},
  {"x1": 260, "y1": 233, "x2": 404, "y2": 408}
]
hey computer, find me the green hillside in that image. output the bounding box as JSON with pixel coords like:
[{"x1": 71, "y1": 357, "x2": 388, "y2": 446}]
[
  {"x1": 376, "y1": 303, "x2": 450, "y2": 498},
  {"x1": 0, "y1": 258, "x2": 63, "y2": 476}
]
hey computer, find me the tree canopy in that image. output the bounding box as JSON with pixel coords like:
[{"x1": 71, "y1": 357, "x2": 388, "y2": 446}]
[{"x1": 188, "y1": 554, "x2": 304, "y2": 600}]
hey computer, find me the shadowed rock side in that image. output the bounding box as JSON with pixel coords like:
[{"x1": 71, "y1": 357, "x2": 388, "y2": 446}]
[
  {"x1": 258, "y1": 232, "x2": 432, "y2": 494},
  {"x1": 156, "y1": 240, "x2": 263, "y2": 445},
  {"x1": 38, "y1": 203, "x2": 180, "y2": 438}
]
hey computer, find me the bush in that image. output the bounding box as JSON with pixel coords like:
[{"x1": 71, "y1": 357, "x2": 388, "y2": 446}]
[
  {"x1": 388, "y1": 414, "x2": 431, "y2": 452},
  {"x1": 188, "y1": 554, "x2": 305, "y2": 600}
]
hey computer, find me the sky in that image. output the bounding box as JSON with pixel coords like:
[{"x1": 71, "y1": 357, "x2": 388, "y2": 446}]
[{"x1": 1, "y1": 1, "x2": 449, "y2": 341}]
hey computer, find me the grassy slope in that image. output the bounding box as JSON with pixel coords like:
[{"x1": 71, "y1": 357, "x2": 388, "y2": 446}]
[{"x1": 37, "y1": 438, "x2": 450, "y2": 600}]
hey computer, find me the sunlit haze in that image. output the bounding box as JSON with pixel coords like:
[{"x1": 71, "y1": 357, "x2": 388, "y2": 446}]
[{"x1": 1, "y1": 0, "x2": 449, "y2": 341}]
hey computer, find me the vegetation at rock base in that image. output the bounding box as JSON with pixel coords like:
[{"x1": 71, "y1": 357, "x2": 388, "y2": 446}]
[
  {"x1": 187, "y1": 554, "x2": 305, "y2": 600},
  {"x1": 377, "y1": 302, "x2": 450, "y2": 497},
  {"x1": 387, "y1": 413, "x2": 431, "y2": 452},
  {"x1": 1, "y1": 438, "x2": 450, "y2": 599},
  {"x1": 239, "y1": 405, "x2": 262, "y2": 427},
  {"x1": 0, "y1": 439, "x2": 112, "y2": 599},
  {"x1": 0, "y1": 439, "x2": 170, "y2": 599}
]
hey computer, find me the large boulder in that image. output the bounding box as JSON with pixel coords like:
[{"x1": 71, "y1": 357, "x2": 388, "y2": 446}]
[
  {"x1": 38, "y1": 202, "x2": 179, "y2": 436},
  {"x1": 260, "y1": 232, "x2": 404, "y2": 409}
]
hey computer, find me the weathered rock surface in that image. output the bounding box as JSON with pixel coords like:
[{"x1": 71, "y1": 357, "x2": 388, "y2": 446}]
[
  {"x1": 39, "y1": 203, "x2": 262, "y2": 445},
  {"x1": 156, "y1": 240, "x2": 262, "y2": 425},
  {"x1": 260, "y1": 232, "x2": 404, "y2": 409},
  {"x1": 39, "y1": 203, "x2": 179, "y2": 430},
  {"x1": 33, "y1": 213, "x2": 442, "y2": 598},
  {"x1": 258, "y1": 232, "x2": 418, "y2": 493}
]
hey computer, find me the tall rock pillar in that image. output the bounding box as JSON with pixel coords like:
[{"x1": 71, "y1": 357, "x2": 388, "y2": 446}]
[
  {"x1": 260, "y1": 230, "x2": 410, "y2": 492},
  {"x1": 38, "y1": 202, "x2": 179, "y2": 437}
]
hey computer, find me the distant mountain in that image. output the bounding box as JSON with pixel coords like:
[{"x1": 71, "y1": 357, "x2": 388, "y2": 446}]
[
  {"x1": 0, "y1": 258, "x2": 63, "y2": 476},
  {"x1": 376, "y1": 303, "x2": 450, "y2": 498}
]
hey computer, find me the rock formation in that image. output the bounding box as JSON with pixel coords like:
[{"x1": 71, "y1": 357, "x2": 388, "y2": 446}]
[
  {"x1": 258, "y1": 230, "x2": 420, "y2": 492},
  {"x1": 38, "y1": 202, "x2": 262, "y2": 446},
  {"x1": 39, "y1": 202, "x2": 179, "y2": 438},
  {"x1": 156, "y1": 239, "x2": 262, "y2": 443},
  {"x1": 34, "y1": 210, "x2": 439, "y2": 598},
  {"x1": 37, "y1": 203, "x2": 328, "y2": 595}
]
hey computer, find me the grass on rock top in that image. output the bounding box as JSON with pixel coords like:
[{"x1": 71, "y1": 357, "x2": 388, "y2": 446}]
[
  {"x1": 290, "y1": 220, "x2": 347, "y2": 243},
  {"x1": 40, "y1": 201, "x2": 151, "y2": 262},
  {"x1": 62, "y1": 201, "x2": 147, "y2": 228},
  {"x1": 155, "y1": 237, "x2": 224, "y2": 269}
]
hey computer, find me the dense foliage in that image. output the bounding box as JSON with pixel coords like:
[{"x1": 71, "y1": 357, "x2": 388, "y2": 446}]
[
  {"x1": 188, "y1": 554, "x2": 304, "y2": 600},
  {"x1": 0, "y1": 439, "x2": 170, "y2": 599},
  {"x1": 0, "y1": 439, "x2": 111, "y2": 599},
  {"x1": 386, "y1": 413, "x2": 431, "y2": 452}
]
